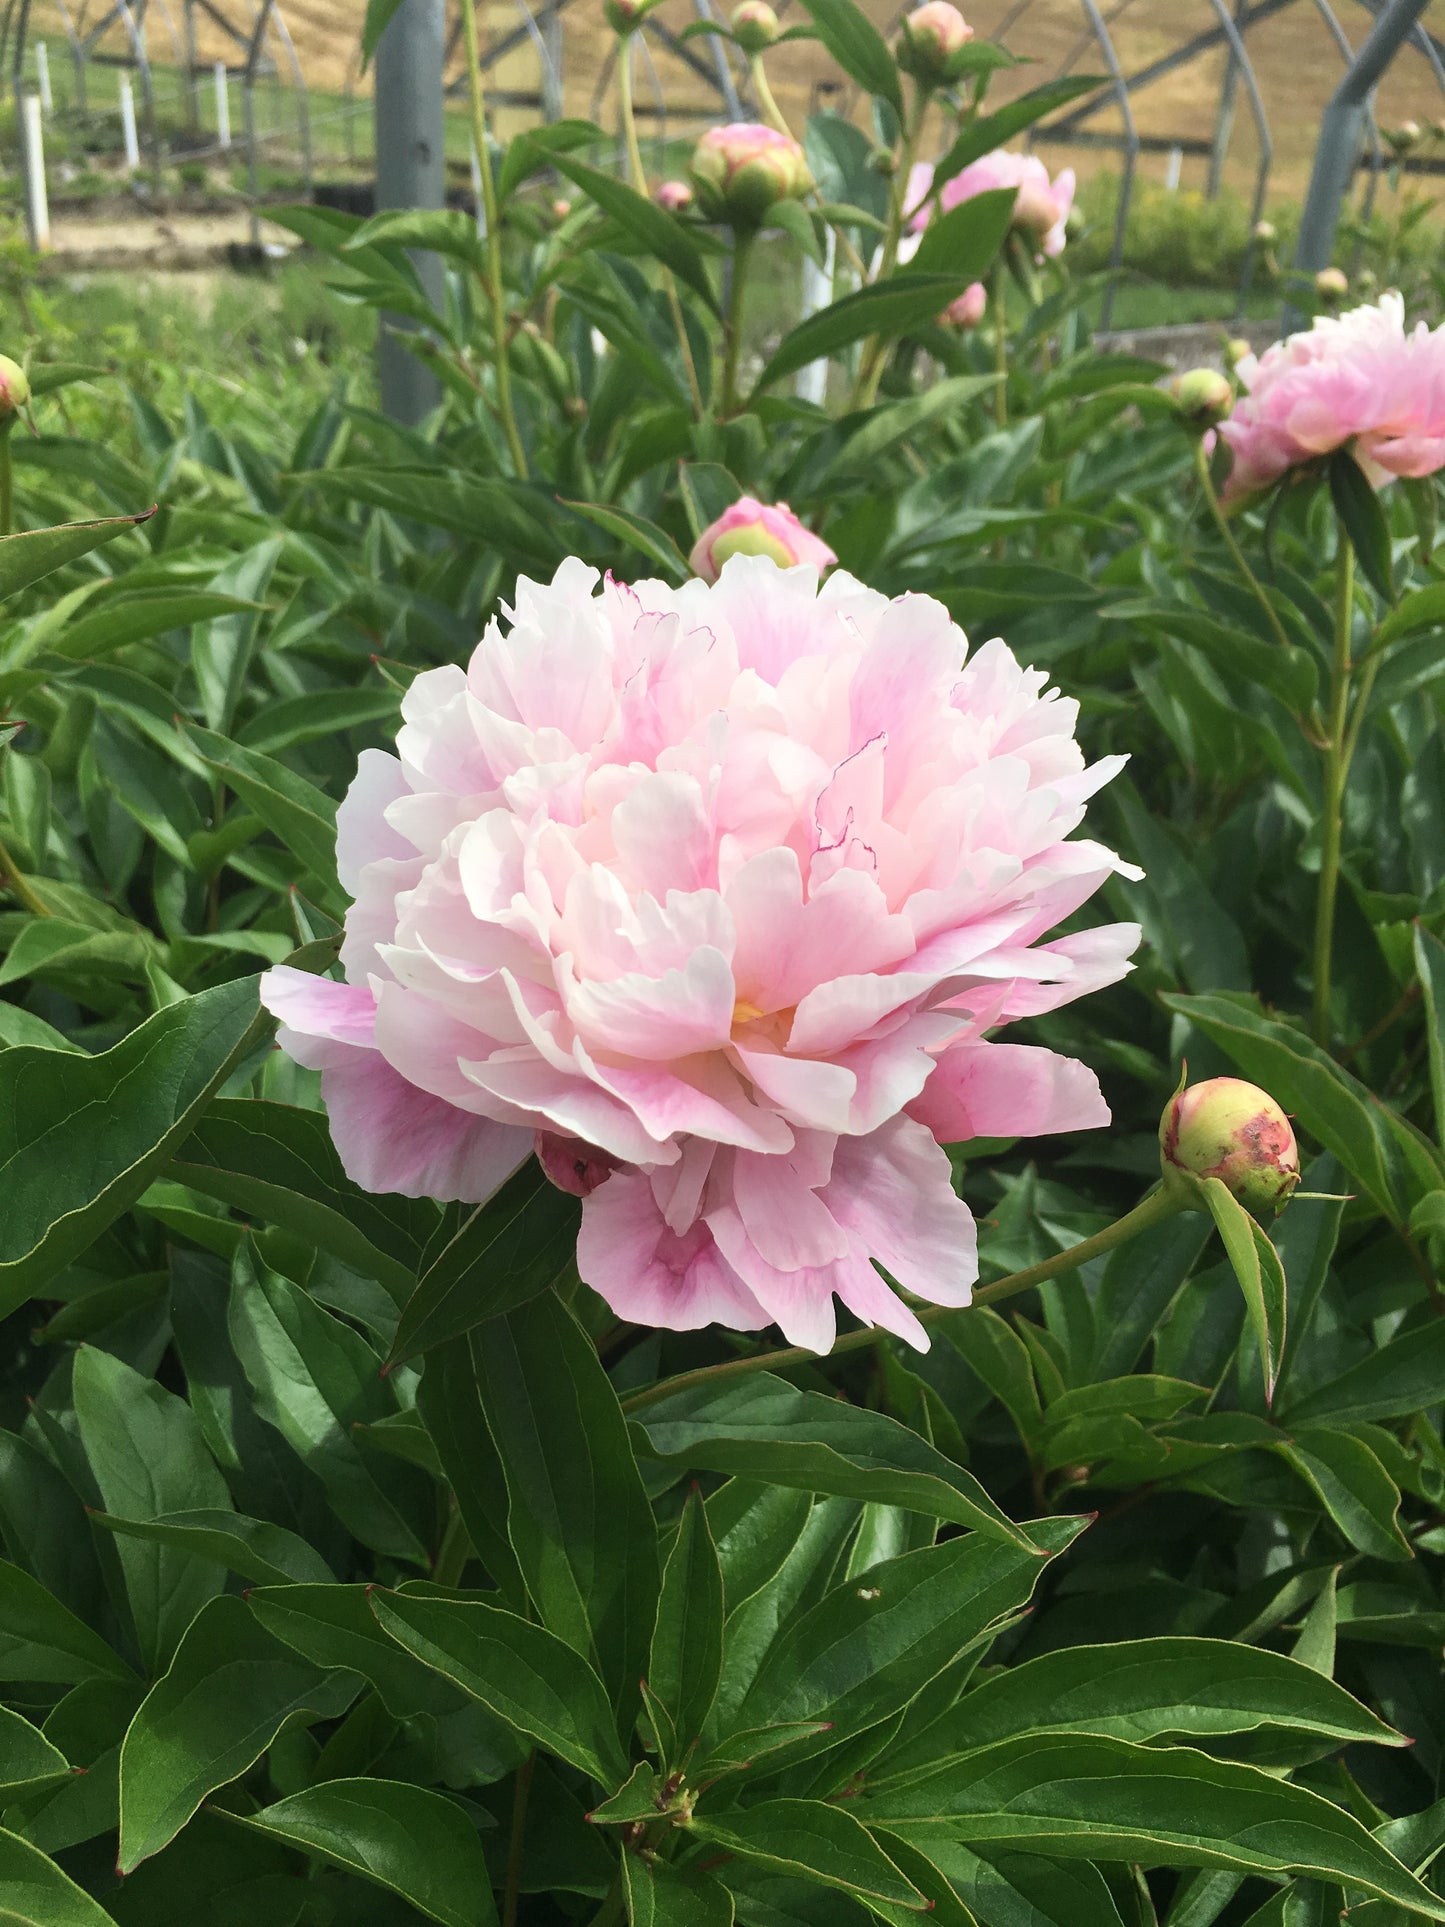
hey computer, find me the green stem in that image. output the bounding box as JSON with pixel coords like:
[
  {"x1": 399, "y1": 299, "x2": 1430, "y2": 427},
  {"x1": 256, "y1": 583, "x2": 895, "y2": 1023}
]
[
  {"x1": 992, "y1": 255, "x2": 1008, "y2": 427},
  {"x1": 616, "y1": 33, "x2": 648, "y2": 193},
  {"x1": 750, "y1": 52, "x2": 790, "y2": 137},
  {"x1": 621, "y1": 1185, "x2": 1184, "y2": 1415},
  {"x1": 502, "y1": 1753, "x2": 536, "y2": 1927},
  {"x1": 0, "y1": 423, "x2": 14, "y2": 538},
  {"x1": 720, "y1": 227, "x2": 755, "y2": 418},
  {"x1": 459, "y1": 0, "x2": 527, "y2": 479},
  {"x1": 588, "y1": 1869, "x2": 628, "y2": 1927},
  {"x1": 1193, "y1": 438, "x2": 1292, "y2": 652},
  {"x1": 851, "y1": 91, "x2": 927, "y2": 410},
  {"x1": 663, "y1": 269, "x2": 705, "y2": 420},
  {"x1": 1312, "y1": 536, "x2": 1355, "y2": 1048},
  {"x1": 0, "y1": 828, "x2": 49, "y2": 917},
  {"x1": 432, "y1": 1503, "x2": 471, "y2": 1587}
]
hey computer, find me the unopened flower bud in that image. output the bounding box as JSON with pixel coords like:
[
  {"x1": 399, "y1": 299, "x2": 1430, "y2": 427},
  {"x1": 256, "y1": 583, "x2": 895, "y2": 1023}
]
[
  {"x1": 1224, "y1": 335, "x2": 1252, "y2": 367},
  {"x1": 690, "y1": 497, "x2": 836, "y2": 582},
  {"x1": 535, "y1": 1129, "x2": 617, "y2": 1197},
  {"x1": 0, "y1": 356, "x2": 30, "y2": 420},
  {"x1": 1160, "y1": 1077, "x2": 1300, "y2": 1217},
  {"x1": 1170, "y1": 366, "x2": 1234, "y2": 428},
  {"x1": 689, "y1": 122, "x2": 811, "y2": 227},
  {"x1": 731, "y1": 0, "x2": 779, "y2": 53},
  {"x1": 1356, "y1": 265, "x2": 1378, "y2": 292},
  {"x1": 551, "y1": 197, "x2": 572, "y2": 221},
  {"x1": 1253, "y1": 218, "x2": 1276, "y2": 245},
  {"x1": 1315, "y1": 265, "x2": 1348, "y2": 301},
  {"x1": 943, "y1": 281, "x2": 986, "y2": 329},
  {"x1": 1390, "y1": 118, "x2": 1422, "y2": 151},
  {"x1": 872, "y1": 146, "x2": 899, "y2": 176},
  {"x1": 655, "y1": 178, "x2": 694, "y2": 213},
  {"x1": 604, "y1": 0, "x2": 659, "y2": 33},
  {"x1": 895, "y1": 1, "x2": 974, "y2": 83}
]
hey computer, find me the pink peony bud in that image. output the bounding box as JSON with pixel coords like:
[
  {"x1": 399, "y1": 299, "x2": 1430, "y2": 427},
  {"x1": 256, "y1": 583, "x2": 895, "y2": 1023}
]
[
  {"x1": 604, "y1": 0, "x2": 659, "y2": 31},
  {"x1": 1315, "y1": 265, "x2": 1349, "y2": 301},
  {"x1": 943, "y1": 281, "x2": 987, "y2": 329},
  {"x1": 1253, "y1": 218, "x2": 1276, "y2": 244},
  {"x1": 689, "y1": 122, "x2": 811, "y2": 227},
  {"x1": 1159, "y1": 1077, "x2": 1300, "y2": 1217},
  {"x1": 1170, "y1": 367, "x2": 1234, "y2": 427},
  {"x1": 911, "y1": 148, "x2": 1075, "y2": 259},
  {"x1": 535, "y1": 1130, "x2": 617, "y2": 1198},
  {"x1": 688, "y1": 497, "x2": 837, "y2": 582},
  {"x1": 896, "y1": 1, "x2": 974, "y2": 82},
  {"x1": 0, "y1": 356, "x2": 30, "y2": 420},
  {"x1": 731, "y1": 0, "x2": 779, "y2": 52},
  {"x1": 654, "y1": 178, "x2": 694, "y2": 213}
]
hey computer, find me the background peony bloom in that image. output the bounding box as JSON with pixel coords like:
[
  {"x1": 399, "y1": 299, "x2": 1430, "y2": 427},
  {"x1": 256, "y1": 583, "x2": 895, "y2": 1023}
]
[
  {"x1": 944, "y1": 282, "x2": 987, "y2": 329},
  {"x1": 654, "y1": 179, "x2": 694, "y2": 213},
  {"x1": 689, "y1": 122, "x2": 811, "y2": 226},
  {"x1": 690, "y1": 498, "x2": 836, "y2": 581},
  {"x1": 896, "y1": 1, "x2": 974, "y2": 82},
  {"x1": 1217, "y1": 292, "x2": 1445, "y2": 500},
  {"x1": 909, "y1": 148, "x2": 1075, "y2": 258},
  {"x1": 261, "y1": 557, "x2": 1139, "y2": 1354}
]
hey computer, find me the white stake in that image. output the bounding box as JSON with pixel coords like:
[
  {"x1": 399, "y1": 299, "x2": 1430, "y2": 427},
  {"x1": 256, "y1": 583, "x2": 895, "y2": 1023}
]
[
  {"x1": 214, "y1": 60, "x2": 231, "y2": 150},
  {"x1": 119, "y1": 71, "x2": 140, "y2": 171},
  {"x1": 20, "y1": 91, "x2": 50, "y2": 250},
  {"x1": 1165, "y1": 143, "x2": 1183, "y2": 191},
  {"x1": 470, "y1": 140, "x2": 487, "y2": 237},
  {"x1": 35, "y1": 42, "x2": 52, "y2": 115},
  {"x1": 795, "y1": 225, "x2": 837, "y2": 405}
]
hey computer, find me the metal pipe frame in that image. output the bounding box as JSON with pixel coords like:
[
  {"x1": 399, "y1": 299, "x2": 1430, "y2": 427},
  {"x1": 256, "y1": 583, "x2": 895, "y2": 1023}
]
[{"x1": 1291, "y1": 0, "x2": 1431, "y2": 326}]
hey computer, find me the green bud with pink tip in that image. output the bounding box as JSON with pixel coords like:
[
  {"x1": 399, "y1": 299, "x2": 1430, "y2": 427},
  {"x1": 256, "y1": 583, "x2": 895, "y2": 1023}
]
[{"x1": 1159, "y1": 1076, "x2": 1301, "y2": 1218}]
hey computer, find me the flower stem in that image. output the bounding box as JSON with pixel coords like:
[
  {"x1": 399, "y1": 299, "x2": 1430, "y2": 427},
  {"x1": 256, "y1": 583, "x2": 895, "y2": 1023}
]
[
  {"x1": 588, "y1": 1870, "x2": 627, "y2": 1927},
  {"x1": 621, "y1": 1185, "x2": 1184, "y2": 1415},
  {"x1": 616, "y1": 32, "x2": 648, "y2": 194},
  {"x1": 851, "y1": 92, "x2": 927, "y2": 410},
  {"x1": 992, "y1": 256, "x2": 1008, "y2": 427},
  {"x1": 720, "y1": 227, "x2": 755, "y2": 418},
  {"x1": 459, "y1": 0, "x2": 527, "y2": 479},
  {"x1": 0, "y1": 828, "x2": 49, "y2": 917},
  {"x1": 502, "y1": 1753, "x2": 536, "y2": 1927},
  {"x1": 1312, "y1": 534, "x2": 1355, "y2": 1048},
  {"x1": 0, "y1": 423, "x2": 14, "y2": 538},
  {"x1": 432, "y1": 1502, "x2": 471, "y2": 1587},
  {"x1": 750, "y1": 52, "x2": 791, "y2": 137},
  {"x1": 1193, "y1": 438, "x2": 1292, "y2": 651}
]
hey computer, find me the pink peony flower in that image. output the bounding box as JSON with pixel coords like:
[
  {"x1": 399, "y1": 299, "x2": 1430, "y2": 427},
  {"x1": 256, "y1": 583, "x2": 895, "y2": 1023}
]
[
  {"x1": 944, "y1": 282, "x2": 987, "y2": 329},
  {"x1": 909, "y1": 148, "x2": 1075, "y2": 259},
  {"x1": 690, "y1": 498, "x2": 837, "y2": 582},
  {"x1": 689, "y1": 122, "x2": 811, "y2": 226},
  {"x1": 1218, "y1": 292, "x2": 1445, "y2": 499},
  {"x1": 896, "y1": 2, "x2": 974, "y2": 81},
  {"x1": 260, "y1": 557, "x2": 1139, "y2": 1353}
]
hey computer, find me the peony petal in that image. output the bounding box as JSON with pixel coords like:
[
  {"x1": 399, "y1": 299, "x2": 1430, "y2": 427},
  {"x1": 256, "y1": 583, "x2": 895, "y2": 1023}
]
[
  {"x1": 320, "y1": 1050, "x2": 531, "y2": 1201},
  {"x1": 577, "y1": 1171, "x2": 771, "y2": 1332},
  {"x1": 910, "y1": 1040, "x2": 1109, "y2": 1144},
  {"x1": 260, "y1": 967, "x2": 377, "y2": 1069}
]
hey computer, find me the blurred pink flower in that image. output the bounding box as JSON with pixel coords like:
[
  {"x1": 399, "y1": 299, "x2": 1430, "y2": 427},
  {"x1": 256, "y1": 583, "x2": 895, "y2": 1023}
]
[
  {"x1": 690, "y1": 498, "x2": 836, "y2": 582},
  {"x1": 908, "y1": 148, "x2": 1075, "y2": 258},
  {"x1": 689, "y1": 122, "x2": 810, "y2": 225},
  {"x1": 654, "y1": 179, "x2": 694, "y2": 213},
  {"x1": 944, "y1": 282, "x2": 987, "y2": 328},
  {"x1": 261, "y1": 558, "x2": 1138, "y2": 1353},
  {"x1": 1218, "y1": 292, "x2": 1445, "y2": 499}
]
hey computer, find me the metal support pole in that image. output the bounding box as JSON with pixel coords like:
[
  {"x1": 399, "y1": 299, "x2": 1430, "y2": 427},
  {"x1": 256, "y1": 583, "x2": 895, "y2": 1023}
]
[
  {"x1": 119, "y1": 69, "x2": 140, "y2": 168},
  {"x1": 1206, "y1": 0, "x2": 1248, "y2": 197},
  {"x1": 1292, "y1": 0, "x2": 1431, "y2": 320},
  {"x1": 374, "y1": 0, "x2": 445, "y2": 426},
  {"x1": 183, "y1": 0, "x2": 199, "y2": 128},
  {"x1": 214, "y1": 58, "x2": 230, "y2": 147},
  {"x1": 34, "y1": 40, "x2": 50, "y2": 112},
  {"x1": 19, "y1": 89, "x2": 49, "y2": 249}
]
